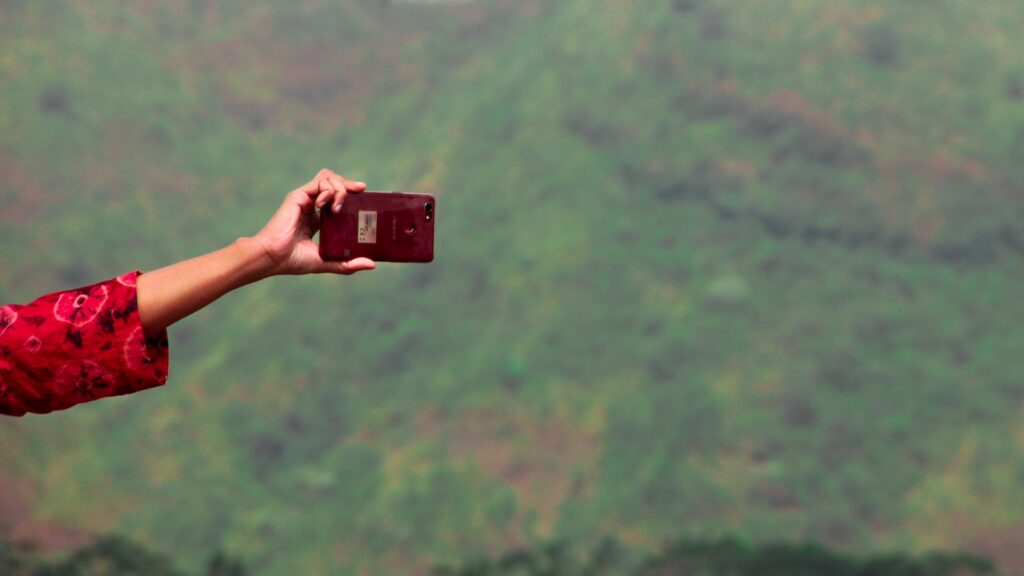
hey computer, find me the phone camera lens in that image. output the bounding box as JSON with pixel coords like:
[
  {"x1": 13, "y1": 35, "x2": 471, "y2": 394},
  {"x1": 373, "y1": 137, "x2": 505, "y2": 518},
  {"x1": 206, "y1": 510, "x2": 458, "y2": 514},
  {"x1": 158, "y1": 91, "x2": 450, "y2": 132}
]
[{"x1": 425, "y1": 202, "x2": 433, "y2": 221}]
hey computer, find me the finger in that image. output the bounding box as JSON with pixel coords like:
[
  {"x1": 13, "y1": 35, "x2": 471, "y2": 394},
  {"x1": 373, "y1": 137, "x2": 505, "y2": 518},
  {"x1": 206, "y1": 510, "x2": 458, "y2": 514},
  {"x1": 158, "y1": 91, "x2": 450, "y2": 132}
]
[
  {"x1": 342, "y1": 177, "x2": 366, "y2": 192},
  {"x1": 284, "y1": 175, "x2": 327, "y2": 214},
  {"x1": 320, "y1": 257, "x2": 377, "y2": 275},
  {"x1": 316, "y1": 190, "x2": 333, "y2": 209},
  {"x1": 291, "y1": 170, "x2": 362, "y2": 213},
  {"x1": 315, "y1": 178, "x2": 334, "y2": 209},
  {"x1": 333, "y1": 177, "x2": 366, "y2": 212},
  {"x1": 295, "y1": 169, "x2": 335, "y2": 197},
  {"x1": 328, "y1": 175, "x2": 350, "y2": 213}
]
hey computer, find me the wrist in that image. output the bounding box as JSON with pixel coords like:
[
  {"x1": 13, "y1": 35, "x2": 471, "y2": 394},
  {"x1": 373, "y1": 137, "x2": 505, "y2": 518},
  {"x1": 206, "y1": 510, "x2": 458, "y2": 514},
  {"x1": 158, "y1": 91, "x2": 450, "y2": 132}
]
[{"x1": 232, "y1": 236, "x2": 280, "y2": 282}]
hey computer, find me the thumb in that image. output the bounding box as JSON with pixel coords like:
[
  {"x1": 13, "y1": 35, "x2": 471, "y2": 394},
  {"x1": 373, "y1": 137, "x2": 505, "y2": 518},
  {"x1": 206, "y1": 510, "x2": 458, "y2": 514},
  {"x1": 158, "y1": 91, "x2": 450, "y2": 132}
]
[{"x1": 319, "y1": 257, "x2": 377, "y2": 275}]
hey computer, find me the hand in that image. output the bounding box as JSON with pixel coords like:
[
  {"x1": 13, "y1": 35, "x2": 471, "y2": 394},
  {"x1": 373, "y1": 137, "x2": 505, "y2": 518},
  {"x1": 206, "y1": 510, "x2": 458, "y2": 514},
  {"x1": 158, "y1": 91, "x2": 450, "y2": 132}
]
[{"x1": 252, "y1": 169, "x2": 377, "y2": 277}]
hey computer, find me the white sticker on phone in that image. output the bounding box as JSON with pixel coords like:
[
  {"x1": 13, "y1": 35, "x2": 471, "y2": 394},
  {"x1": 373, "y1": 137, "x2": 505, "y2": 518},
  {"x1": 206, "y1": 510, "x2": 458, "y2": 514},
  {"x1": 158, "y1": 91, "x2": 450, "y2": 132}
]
[{"x1": 357, "y1": 210, "x2": 377, "y2": 244}]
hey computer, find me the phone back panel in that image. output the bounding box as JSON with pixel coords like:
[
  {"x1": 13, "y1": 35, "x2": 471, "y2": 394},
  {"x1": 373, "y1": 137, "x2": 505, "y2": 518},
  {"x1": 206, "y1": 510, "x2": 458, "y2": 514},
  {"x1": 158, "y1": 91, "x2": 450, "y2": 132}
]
[{"x1": 319, "y1": 192, "x2": 435, "y2": 263}]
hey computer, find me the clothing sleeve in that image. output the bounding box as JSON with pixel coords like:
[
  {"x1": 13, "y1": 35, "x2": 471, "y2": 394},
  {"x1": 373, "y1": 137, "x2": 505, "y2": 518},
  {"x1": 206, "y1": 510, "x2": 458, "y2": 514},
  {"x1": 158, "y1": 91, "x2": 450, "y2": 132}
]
[{"x1": 0, "y1": 270, "x2": 170, "y2": 417}]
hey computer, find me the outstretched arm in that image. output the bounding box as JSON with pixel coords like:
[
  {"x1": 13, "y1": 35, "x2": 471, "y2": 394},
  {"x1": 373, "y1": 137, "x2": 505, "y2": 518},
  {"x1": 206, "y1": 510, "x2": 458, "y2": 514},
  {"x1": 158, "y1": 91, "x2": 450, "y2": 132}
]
[
  {"x1": 0, "y1": 169, "x2": 371, "y2": 417},
  {"x1": 136, "y1": 169, "x2": 376, "y2": 338}
]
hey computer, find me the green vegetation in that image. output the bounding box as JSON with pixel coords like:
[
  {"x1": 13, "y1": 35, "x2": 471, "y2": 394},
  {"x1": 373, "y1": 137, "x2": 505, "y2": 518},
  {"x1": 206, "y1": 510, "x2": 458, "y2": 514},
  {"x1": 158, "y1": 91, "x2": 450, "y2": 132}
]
[{"x1": 1, "y1": 0, "x2": 1022, "y2": 575}]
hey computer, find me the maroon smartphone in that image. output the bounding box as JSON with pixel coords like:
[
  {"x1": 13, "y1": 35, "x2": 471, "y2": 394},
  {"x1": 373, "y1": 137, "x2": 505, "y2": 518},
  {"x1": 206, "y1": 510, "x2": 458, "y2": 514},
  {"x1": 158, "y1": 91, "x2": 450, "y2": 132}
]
[{"x1": 319, "y1": 191, "x2": 435, "y2": 263}]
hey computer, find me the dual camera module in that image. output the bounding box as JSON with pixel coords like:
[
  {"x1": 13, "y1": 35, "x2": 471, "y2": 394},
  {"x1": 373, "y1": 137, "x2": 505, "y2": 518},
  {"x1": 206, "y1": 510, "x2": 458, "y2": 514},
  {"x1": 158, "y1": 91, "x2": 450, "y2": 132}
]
[{"x1": 405, "y1": 202, "x2": 433, "y2": 236}]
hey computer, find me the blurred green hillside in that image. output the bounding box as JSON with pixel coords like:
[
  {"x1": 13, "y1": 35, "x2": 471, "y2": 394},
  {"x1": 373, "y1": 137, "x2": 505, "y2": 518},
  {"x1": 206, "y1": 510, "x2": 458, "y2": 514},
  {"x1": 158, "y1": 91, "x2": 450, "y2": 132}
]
[{"x1": 1, "y1": 0, "x2": 1023, "y2": 575}]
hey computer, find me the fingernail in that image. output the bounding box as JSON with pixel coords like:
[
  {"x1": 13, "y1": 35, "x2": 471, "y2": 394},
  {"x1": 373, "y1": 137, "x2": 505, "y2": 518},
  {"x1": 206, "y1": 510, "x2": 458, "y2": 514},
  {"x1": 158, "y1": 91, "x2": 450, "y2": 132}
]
[
  {"x1": 333, "y1": 203, "x2": 341, "y2": 213},
  {"x1": 357, "y1": 181, "x2": 366, "y2": 187}
]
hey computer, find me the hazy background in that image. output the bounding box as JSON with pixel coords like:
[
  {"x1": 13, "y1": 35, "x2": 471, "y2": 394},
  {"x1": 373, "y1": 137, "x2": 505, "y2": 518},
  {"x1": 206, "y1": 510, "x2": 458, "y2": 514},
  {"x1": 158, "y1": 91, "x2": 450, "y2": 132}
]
[{"x1": 2, "y1": 0, "x2": 1023, "y2": 574}]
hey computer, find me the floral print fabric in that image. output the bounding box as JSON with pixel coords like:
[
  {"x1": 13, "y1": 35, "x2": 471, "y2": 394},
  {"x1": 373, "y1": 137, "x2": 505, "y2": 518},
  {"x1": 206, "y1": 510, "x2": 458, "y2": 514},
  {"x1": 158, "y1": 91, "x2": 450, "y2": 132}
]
[{"x1": 0, "y1": 270, "x2": 169, "y2": 417}]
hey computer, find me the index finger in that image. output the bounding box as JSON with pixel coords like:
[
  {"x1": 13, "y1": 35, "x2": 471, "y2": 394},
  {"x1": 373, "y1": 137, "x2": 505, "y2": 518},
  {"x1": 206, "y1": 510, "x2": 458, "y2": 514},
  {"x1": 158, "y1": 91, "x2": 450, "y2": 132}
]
[
  {"x1": 329, "y1": 175, "x2": 368, "y2": 213},
  {"x1": 296, "y1": 170, "x2": 331, "y2": 196}
]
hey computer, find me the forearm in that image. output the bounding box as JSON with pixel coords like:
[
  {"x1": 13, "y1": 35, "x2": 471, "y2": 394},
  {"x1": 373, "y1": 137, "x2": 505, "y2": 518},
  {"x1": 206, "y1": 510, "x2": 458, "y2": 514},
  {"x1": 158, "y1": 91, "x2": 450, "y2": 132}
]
[{"x1": 137, "y1": 237, "x2": 274, "y2": 338}]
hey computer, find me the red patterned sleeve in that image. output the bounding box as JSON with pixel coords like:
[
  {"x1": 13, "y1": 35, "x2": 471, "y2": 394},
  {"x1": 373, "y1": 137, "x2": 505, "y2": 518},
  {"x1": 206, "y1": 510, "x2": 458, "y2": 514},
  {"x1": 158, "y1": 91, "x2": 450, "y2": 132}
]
[{"x1": 0, "y1": 270, "x2": 170, "y2": 417}]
